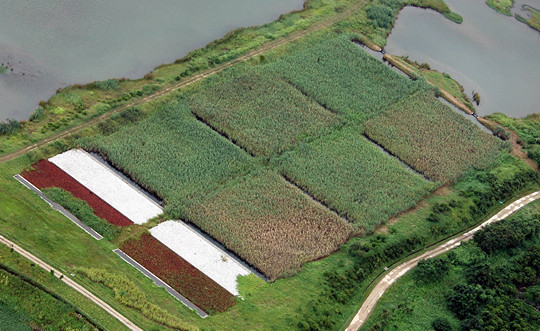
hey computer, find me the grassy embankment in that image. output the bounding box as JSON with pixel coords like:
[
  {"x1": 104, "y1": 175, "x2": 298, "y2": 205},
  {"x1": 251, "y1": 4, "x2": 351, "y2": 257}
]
[
  {"x1": 361, "y1": 198, "x2": 540, "y2": 331},
  {"x1": 486, "y1": 0, "x2": 540, "y2": 32},
  {"x1": 486, "y1": 112, "x2": 540, "y2": 167}
]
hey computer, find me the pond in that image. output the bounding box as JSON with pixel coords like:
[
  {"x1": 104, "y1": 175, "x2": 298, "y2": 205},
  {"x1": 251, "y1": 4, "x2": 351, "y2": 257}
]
[
  {"x1": 0, "y1": 0, "x2": 304, "y2": 120},
  {"x1": 386, "y1": 0, "x2": 540, "y2": 118}
]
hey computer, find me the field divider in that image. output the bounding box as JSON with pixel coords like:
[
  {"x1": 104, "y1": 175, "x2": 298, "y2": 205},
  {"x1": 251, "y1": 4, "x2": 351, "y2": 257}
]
[
  {"x1": 112, "y1": 248, "x2": 208, "y2": 318},
  {"x1": 280, "y1": 174, "x2": 353, "y2": 224},
  {"x1": 13, "y1": 174, "x2": 104, "y2": 240}
]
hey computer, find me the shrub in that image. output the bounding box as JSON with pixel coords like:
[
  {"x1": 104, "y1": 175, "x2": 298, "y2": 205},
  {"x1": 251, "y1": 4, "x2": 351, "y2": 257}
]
[
  {"x1": 367, "y1": 4, "x2": 395, "y2": 29},
  {"x1": 0, "y1": 119, "x2": 21, "y2": 135},
  {"x1": 414, "y1": 256, "x2": 450, "y2": 283},
  {"x1": 29, "y1": 107, "x2": 45, "y2": 122},
  {"x1": 94, "y1": 79, "x2": 120, "y2": 90}
]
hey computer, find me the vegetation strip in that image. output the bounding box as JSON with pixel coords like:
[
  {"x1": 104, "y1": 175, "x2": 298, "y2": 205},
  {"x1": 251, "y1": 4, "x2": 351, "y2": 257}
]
[
  {"x1": 112, "y1": 249, "x2": 208, "y2": 318},
  {"x1": 21, "y1": 159, "x2": 133, "y2": 226},
  {"x1": 0, "y1": 234, "x2": 143, "y2": 331},
  {"x1": 13, "y1": 174, "x2": 103, "y2": 240},
  {"x1": 346, "y1": 190, "x2": 540, "y2": 330}
]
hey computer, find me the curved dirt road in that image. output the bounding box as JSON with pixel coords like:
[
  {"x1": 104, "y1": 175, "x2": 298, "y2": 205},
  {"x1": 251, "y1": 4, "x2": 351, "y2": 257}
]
[
  {"x1": 346, "y1": 190, "x2": 540, "y2": 331},
  {"x1": 0, "y1": 235, "x2": 142, "y2": 331},
  {"x1": 0, "y1": 0, "x2": 366, "y2": 164}
]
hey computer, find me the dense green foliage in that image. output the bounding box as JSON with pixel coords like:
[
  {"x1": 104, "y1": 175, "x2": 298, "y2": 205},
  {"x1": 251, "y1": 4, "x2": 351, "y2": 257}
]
[
  {"x1": 274, "y1": 126, "x2": 435, "y2": 231},
  {"x1": 0, "y1": 266, "x2": 95, "y2": 330},
  {"x1": 186, "y1": 170, "x2": 351, "y2": 280},
  {"x1": 362, "y1": 198, "x2": 540, "y2": 331},
  {"x1": 75, "y1": 267, "x2": 194, "y2": 330},
  {"x1": 414, "y1": 255, "x2": 450, "y2": 283},
  {"x1": 0, "y1": 119, "x2": 21, "y2": 135},
  {"x1": 266, "y1": 36, "x2": 424, "y2": 123},
  {"x1": 42, "y1": 187, "x2": 120, "y2": 240},
  {"x1": 487, "y1": 112, "x2": 540, "y2": 166},
  {"x1": 367, "y1": 4, "x2": 396, "y2": 29},
  {"x1": 364, "y1": 91, "x2": 508, "y2": 183},
  {"x1": 93, "y1": 79, "x2": 120, "y2": 90},
  {"x1": 81, "y1": 97, "x2": 253, "y2": 217},
  {"x1": 189, "y1": 67, "x2": 341, "y2": 157}
]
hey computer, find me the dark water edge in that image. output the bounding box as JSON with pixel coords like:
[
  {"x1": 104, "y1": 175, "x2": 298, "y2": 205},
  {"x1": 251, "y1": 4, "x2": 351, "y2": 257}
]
[{"x1": 0, "y1": 0, "x2": 304, "y2": 121}]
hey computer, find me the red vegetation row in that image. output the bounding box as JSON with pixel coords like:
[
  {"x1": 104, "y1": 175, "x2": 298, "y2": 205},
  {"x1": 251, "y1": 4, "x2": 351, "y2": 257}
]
[
  {"x1": 22, "y1": 159, "x2": 133, "y2": 226},
  {"x1": 121, "y1": 233, "x2": 236, "y2": 313}
]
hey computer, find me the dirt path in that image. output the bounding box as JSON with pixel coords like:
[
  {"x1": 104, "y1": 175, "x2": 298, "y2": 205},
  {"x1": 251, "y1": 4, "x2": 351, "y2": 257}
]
[
  {"x1": 0, "y1": 0, "x2": 366, "y2": 164},
  {"x1": 346, "y1": 190, "x2": 540, "y2": 331},
  {"x1": 0, "y1": 234, "x2": 142, "y2": 331}
]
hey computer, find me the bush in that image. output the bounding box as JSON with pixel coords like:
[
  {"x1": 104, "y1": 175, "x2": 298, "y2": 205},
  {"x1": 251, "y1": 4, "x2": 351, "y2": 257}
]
[
  {"x1": 94, "y1": 79, "x2": 120, "y2": 90},
  {"x1": 414, "y1": 256, "x2": 450, "y2": 283},
  {"x1": 432, "y1": 317, "x2": 452, "y2": 331},
  {"x1": 0, "y1": 119, "x2": 21, "y2": 135},
  {"x1": 367, "y1": 4, "x2": 395, "y2": 29},
  {"x1": 29, "y1": 107, "x2": 45, "y2": 122}
]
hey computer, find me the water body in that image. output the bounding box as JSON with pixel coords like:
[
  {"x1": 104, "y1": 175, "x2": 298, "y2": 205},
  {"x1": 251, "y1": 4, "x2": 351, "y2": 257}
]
[
  {"x1": 386, "y1": 0, "x2": 540, "y2": 118},
  {"x1": 0, "y1": 0, "x2": 304, "y2": 120}
]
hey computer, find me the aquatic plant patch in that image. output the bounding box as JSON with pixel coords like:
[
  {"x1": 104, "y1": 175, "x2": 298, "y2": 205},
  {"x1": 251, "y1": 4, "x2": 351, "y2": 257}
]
[
  {"x1": 49, "y1": 149, "x2": 162, "y2": 225},
  {"x1": 184, "y1": 170, "x2": 352, "y2": 281},
  {"x1": 150, "y1": 220, "x2": 251, "y2": 295},
  {"x1": 364, "y1": 91, "x2": 507, "y2": 183},
  {"x1": 21, "y1": 159, "x2": 132, "y2": 226},
  {"x1": 273, "y1": 126, "x2": 435, "y2": 232},
  {"x1": 120, "y1": 233, "x2": 236, "y2": 313}
]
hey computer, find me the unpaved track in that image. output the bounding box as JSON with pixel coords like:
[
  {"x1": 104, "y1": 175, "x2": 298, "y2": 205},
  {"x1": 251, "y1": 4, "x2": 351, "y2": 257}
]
[
  {"x1": 0, "y1": 0, "x2": 366, "y2": 164},
  {"x1": 346, "y1": 190, "x2": 540, "y2": 331},
  {"x1": 0, "y1": 234, "x2": 142, "y2": 331}
]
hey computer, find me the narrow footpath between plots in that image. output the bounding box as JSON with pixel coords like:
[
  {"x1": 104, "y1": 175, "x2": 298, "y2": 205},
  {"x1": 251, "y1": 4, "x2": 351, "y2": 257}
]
[{"x1": 346, "y1": 190, "x2": 540, "y2": 331}]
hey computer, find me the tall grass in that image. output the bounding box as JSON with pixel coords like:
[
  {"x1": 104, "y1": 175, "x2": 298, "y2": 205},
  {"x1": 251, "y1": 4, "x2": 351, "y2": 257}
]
[
  {"x1": 273, "y1": 126, "x2": 436, "y2": 231},
  {"x1": 364, "y1": 91, "x2": 508, "y2": 183},
  {"x1": 189, "y1": 66, "x2": 341, "y2": 157}
]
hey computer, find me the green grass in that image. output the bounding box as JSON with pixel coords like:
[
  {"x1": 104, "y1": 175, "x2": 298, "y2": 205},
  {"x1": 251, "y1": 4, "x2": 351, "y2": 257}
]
[
  {"x1": 188, "y1": 66, "x2": 342, "y2": 157},
  {"x1": 486, "y1": 0, "x2": 514, "y2": 16},
  {"x1": 364, "y1": 91, "x2": 508, "y2": 183},
  {"x1": 81, "y1": 97, "x2": 254, "y2": 218},
  {"x1": 273, "y1": 125, "x2": 436, "y2": 232},
  {"x1": 0, "y1": 267, "x2": 96, "y2": 330},
  {"x1": 185, "y1": 170, "x2": 351, "y2": 280},
  {"x1": 0, "y1": 65, "x2": 7, "y2": 74},
  {"x1": 516, "y1": 5, "x2": 540, "y2": 33},
  {"x1": 266, "y1": 36, "x2": 425, "y2": 123},
  {"x1": 41, "y1": 187, "x2": 120, "y2": 240}
]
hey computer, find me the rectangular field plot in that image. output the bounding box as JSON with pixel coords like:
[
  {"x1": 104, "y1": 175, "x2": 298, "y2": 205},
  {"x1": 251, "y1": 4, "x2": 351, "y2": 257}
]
[
  {"x1": 266, "y1": 36, "x2": 425, "y2": 123},
  {"x1": 49, "y1": 149, "x2": 162, "y2": 225},
  {"x1": 189, "y1": 68, "x2": 341, "y2": 156},
  {"x1": 120, "y1": 233, "x2": 236, "y2": 313},
  {"x1": 364, "y1": 92, "x2": 507, "y2": 183},
  {"x1": 82, "y1": 99, "x2": 253, "y2": 217},
  {"x1": 21, "y1": 159, "x2": 132, "y2": 226},
  {"x1": 274, "y1": 127, "x2": 436, "y2": 232},
  {"x1": 185, "y1": 170, "x2": 352, "y2": 281},
  {"x1": 150, "y1": 220, "x2": 251, "y2": 295}
]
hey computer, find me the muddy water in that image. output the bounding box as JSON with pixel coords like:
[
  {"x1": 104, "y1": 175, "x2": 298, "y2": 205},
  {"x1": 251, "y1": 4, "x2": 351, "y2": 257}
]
[
  {"x1": 0, "y1": 0, "x2": 304, "y2": 120},
  {"x1": 386, "y1": 0, "x2": 540, "y2": 118}
]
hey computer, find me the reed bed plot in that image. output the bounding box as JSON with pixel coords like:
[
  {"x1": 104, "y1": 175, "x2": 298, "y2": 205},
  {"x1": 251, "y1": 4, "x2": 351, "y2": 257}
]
[
  {"x1": 21, "y1": 159, "x2": 132, "y2": 226},
  {"x1": 273, "y1": 127, "x2": 435, "y2": 231},
  {"x1": 121, "y1": 233, "x2": 236, "y2": 313},
  {"x1": 266, "y1": 36, "x2": 425, "y2": 123},
  {"x1": 81, "y1": 98, "x2": 253, "y2": 217},
  {"x1": 189, "y1": 68, "x2": 341, "y2": 157},
  {"x1": 184, "y1": 170, "x2": 352, "y2": 281},
  {"x1": 364, "y1": 92, "x2": 507, "y2": 183}
]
